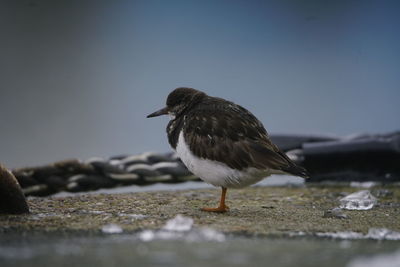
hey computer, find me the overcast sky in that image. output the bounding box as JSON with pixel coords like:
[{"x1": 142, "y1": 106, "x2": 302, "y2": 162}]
[{"x1": 1, "y1": 0, "x2": 399, "y2": 168}]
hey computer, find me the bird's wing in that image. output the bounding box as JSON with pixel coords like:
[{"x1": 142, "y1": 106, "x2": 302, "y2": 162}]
[{"x1": 183, "y1": 100, "x2": 308, "y2": 177}]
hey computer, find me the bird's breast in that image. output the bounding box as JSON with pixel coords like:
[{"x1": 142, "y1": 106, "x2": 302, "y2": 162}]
[{"x1": 175, "y1": 131, "x2": 269, "y2": 188}]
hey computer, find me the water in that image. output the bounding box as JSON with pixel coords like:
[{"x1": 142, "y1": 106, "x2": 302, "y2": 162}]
[
  {"x1": 348, "y1": 250, "x2": 400, "y2": 267},
  {"x1": 0, "y1": 233, "x2": 398, "y2": 267}
]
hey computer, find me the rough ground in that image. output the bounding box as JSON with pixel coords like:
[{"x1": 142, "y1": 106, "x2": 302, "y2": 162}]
[{"x1": 0, "y1": 185, "x2": 399, "y2": 236}]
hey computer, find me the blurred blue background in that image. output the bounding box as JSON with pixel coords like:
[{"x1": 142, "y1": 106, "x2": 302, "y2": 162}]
[{"x1": 1, "y1": 0, "x2": 399, "y2": 168}]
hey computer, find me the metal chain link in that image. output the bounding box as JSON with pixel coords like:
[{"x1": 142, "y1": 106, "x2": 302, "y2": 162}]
[{"x1": 12, "y1": 152, "x2": 199, "y2": 196}]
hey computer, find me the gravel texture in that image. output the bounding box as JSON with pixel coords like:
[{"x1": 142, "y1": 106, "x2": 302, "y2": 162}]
[{"x1": 0, "y1": 185, "x2": 399, "y2": 236}]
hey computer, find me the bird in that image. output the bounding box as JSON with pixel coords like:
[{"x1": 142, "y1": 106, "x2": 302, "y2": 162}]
[{"x1": 147, "y1": 87, "x2": 308, "y2": 212}]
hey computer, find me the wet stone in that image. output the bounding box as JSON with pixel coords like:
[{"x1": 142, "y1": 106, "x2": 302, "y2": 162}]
[{"x1": 0, "y1": 186, "x2": 399, "y2": 237}]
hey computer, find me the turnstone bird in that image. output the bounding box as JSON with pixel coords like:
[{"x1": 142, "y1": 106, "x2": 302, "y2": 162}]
[{"x1": 147, "y1": 88, "x2": 308, "y2": 212}]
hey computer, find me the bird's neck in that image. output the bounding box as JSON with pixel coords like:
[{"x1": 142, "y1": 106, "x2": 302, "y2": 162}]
[{"x1": 167, "y1": 115, "x2": 185, "y2": 149}]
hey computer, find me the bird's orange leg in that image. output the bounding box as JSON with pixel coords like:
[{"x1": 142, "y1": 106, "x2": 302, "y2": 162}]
[{"x1": 201, "y1": 187, "x2": 229, "y2": 212}]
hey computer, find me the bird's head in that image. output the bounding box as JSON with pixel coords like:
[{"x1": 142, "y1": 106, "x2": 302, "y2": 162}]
[{"x1": 147, "y1": 87, "x2": 206, "y2": 119}]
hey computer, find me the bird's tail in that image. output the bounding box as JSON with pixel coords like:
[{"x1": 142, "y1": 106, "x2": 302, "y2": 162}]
[
  {"x1": 274, "y1": 149, "x2": 309, "y2": 179},
  {"x1": 283, "y1": 163, "x2": 309, "y2": 179}
]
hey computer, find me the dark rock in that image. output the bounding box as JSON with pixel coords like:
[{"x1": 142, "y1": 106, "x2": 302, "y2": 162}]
[
  {"x1": 13, "y1": 172, "x2": 39, "y2": 188},
  {"x1": 0, "y1": 163, "x2": 29, "y2": 214},
  {"x1": 304, "y1": 132, "x2": 400, "y2": 182},
  {"x1": 323, "y1": 208, "x2": 348, "y2": 219},
  {"x1": 261, "y1": 205, "x2": 275, "y2": 209}
]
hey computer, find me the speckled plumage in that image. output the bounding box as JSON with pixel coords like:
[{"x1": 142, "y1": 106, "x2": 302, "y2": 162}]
[
  {"x1": 164, "y1": 88, "x2": 308, "y2": 179},
  {"x1": 147, "y1": 87, "x2": 308, "y2": 211}
]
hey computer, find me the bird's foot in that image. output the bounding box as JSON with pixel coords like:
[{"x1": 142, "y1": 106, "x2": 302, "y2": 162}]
[{"x1": 201, "y1": 205, "x2": 229, "y2": 213}]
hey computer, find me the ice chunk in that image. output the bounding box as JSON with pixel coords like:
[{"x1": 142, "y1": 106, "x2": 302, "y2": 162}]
[
  {"x1": 339, "y1": 190, "x2": 377, "y2": 210},
  {"x1": 139, "y1": 230, "x2": 155, "y2": 241},
  {"x1": 288, "y1": 231, "x2": 306, "y2": 237},
  {"x1": 192, "y1": 227, "x2": 225, "y2": 242},
  {"x1": 316, "y1": 228, "x2": 400, "y2": 241},
  {"x1": 138, "y1": 227, "x2": 225, "y2": 242},
  {"x1": 101, "y1": 223, "x2": 123, "y2": 234},
  {"x1": 162, "y1": 214, "x2": 193, "y2": 232},
  {"x1": 138, "y1": 215, "x2": 225, "y2": 242},
  {"x1": 316, "y1": 231, "x2": 364, "y2": 239},
  {"x1": 366, "y1": 228, "x2": 400, "y2": 241}
]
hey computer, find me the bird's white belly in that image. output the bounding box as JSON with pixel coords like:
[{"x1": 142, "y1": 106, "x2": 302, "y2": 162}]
[{"x1": 175, "y1": 131, "x2": 271, "y2": 188}]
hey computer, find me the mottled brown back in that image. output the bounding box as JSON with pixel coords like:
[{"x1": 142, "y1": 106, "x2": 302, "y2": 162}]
[{"x1": 181, "y1": 96, "x2": 308, "y2": 177}]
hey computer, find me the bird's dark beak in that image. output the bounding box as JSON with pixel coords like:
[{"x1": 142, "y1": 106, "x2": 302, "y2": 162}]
[{"x1": 147, "y1": 107, "x2": 169, "y2": 118}]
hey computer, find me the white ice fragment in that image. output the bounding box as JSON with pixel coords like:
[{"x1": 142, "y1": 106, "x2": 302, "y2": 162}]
[
  {"x1": 137, "y1": 215, "x2": 225, "y2": 242},
  {"x1": 339, "y1": 190, "x2": 377, "y2": 210},
  {"x1": 139, "y1": 230, "x2": 156, "y2": 241},
  {"x1": 162, "y1": 214, "x2": 193, "y2": 232},
  {"x1": 195, "y1": 227, "x2": 226, "y2": 242},
  {"x1": 288, "y1": 231, "x2": 306, "y2": 237},
  {"x1": 101, "y1": 223, "x2": 123, "y2": 234},
  {"x1": 138, "y1": 227, "x2": 225, "y2": 242},
  {"x1": 316, "y1": 228, "x2": 400, "y2": 241},
  {"x1": 316, "y1": 231, "x2": 364, "y2": 239},
  {"x1": 366, "y1": 228, "x2": 400, "y2": 241}
]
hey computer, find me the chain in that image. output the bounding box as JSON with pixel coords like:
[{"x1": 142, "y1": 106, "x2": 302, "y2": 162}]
[
  {"x1": 10, "y1": 132, "x2": 400, "y2": 196},
  {"x1": 12, "y1": 152, "x2": 198, "y2": 196}
]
